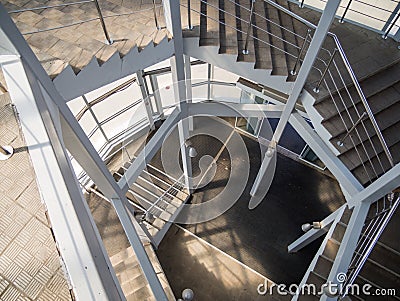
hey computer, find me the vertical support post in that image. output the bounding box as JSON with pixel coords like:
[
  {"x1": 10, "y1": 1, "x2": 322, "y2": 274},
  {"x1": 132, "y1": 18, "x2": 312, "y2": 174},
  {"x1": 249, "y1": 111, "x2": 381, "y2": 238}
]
[
  {"x1": 82, "y1": 94, "x2": 109, "y2": 142},
  {"x1": 290, "y1": 29, "x2": 311, "y2": 76},
  {"x1": 187, "y1": 0, "x2": 193, "y2": 29},
  {"x1": 184, "y1": 55, "x2": 194, "y2": 131},
  {"x1": 320, "y1": 202, "x2": 371, "y2": 301},
  {"x1": 137, "y1": 70, "x2": 155, "y2": 130},
  {"x1": 207, "y1": 63, "x2": 212, "y2": 100},
  {"x1": 339, "y1": 0, "x2": 353, "y2": 23},
  {"x1": 250, "y1": 0, "x2": 342, "y2": 199},
  {"x1": 242, "y1": 0, "x2": 256, "y2": 55},
  {"x1": 152, "y1": 0, "x2": 160, "y2": 30},
  {"x1": 93, "y1": 0, "x2": 113, "y2": 45},
  {"x1": 313, "y1": 48, "x2": 337, "y2": 93},
  {"x1": 299, "y1": 0, "x2": 305, "y2": 8},
  {"x1": 164, "y1": 0, "x2": 193, "y2": 192},
  {"x1": 150, "y1": 74, "x2": 164, "y2": 119}
]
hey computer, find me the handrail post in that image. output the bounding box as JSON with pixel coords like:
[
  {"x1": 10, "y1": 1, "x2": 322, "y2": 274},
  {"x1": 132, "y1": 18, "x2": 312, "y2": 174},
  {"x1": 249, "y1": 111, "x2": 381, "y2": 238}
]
[
  {"x1": 337, "y1": 111, "x2": 367, "y2": 147},
  {"x1": 290, "y1": 28, "x2": 311, "y2": 75},
  {"x1": 382, "y1": 11, "x2": 400, "y2": 39},
  {"x1": 299, "y1": 0, "x2": 305, "y2": 8},
  {"x1": 242, "y1": 0, "x2": 256, "y2": 55},
  {"x1": 313, "y1": 48, "x2": 337, "y2": 93},
  {"x1": 339, "y1": 0, "x2": 353, "y2": 23},
  {"x1": 152, "y1": 0, "x2": 160, "y2": 30},
  {"x1": 187, "y1": 0, "x2": 193, "y2": 29},
  {"x1": 93, "y1": 0, "x2": 113, "y2": 45}
]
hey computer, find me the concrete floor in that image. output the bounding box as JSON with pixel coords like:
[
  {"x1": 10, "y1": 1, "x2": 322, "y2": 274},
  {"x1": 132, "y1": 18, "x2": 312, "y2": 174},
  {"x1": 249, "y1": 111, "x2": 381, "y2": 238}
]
[{"x1": 156, "y1": 127, "x2": 345, "y2": 300}]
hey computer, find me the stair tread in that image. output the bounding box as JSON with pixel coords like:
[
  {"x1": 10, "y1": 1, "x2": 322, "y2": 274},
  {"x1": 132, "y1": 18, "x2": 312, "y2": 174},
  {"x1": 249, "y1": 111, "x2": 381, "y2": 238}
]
[
  {"x1": 252, "y1": 0, "x2": 273, "y2": 70},
  {"x1": 236, "y1": 0, "x2": 256, "y2": 63},
  {"x1": 219, "y1": 0, "x2": 238, "y2": 54}
]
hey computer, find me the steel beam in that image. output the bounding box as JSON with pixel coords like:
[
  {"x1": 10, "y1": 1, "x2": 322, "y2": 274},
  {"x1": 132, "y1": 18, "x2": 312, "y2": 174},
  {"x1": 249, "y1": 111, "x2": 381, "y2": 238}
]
[
  {"x1": 136, "y1": 70, "x2": 155, "y2": 130},
  {"x1": 321, "y1": 202, "x2": 371, "y2": 301},
  {"x1": 2, "y1": 58, "x2": 124, "y2": 301},
  {"x1": 117, "y1": 108, "x2": 181, "y2": 193},
  {"x1": 289, "y1": 112, "x2": 363, "y2": 198},
  {"x1": 347, "y1": 162, "x2": 400, "y2": 207},
  {"x1": 188, "y1": 102, "x2": 284, "y2": 118},
  {"x1": 0, "y1": 6, "x2": 168, "y2": 299},
  {"x1": 250, "y1": 0, "x2": 342, "y2": 199},
  {"x1": 288, "y1": 204, "x2": 345, "y2": 253}
]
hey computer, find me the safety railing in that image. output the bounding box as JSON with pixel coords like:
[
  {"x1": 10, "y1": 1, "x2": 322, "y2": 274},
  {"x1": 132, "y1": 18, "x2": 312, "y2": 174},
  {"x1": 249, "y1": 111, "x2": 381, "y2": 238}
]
[
  {"x1": 340, "y1": 192, "x2": 400, "y2": 299},
  {"x1": 7, "y1": 0, "x2": 163, "y2": 40},
  {"x1": 181, "y1": 0, "x2": 394, "y2": 184},
  {"x1": 297, "y1": 0, "x2": 400, "y2": 40}
]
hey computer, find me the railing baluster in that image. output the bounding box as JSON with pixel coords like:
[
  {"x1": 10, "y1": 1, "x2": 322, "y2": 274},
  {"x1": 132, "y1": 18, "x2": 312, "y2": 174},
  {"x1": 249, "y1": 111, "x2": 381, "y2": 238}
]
[
  {"x1": 93, "y1": 0, "x2": 113, "y2": 45},
  {"x1": 290, "y1": 28, "x2": 311, "y2": 75},
  {"x1": 313, "y1": 48, "x2": 337, "y2": 93},
  {"x1": 187, "y1": 0, "x2": 193, "y2": 29},
  {"x1": 337, "y1": 111, "x2": 367, "y2": 147},
  {"x1": 152, "y1": 0, "x2": 160, "y2": 30},
  {"x1": 299, "y1": 0, "x2": 305, "y2": 8},
  {"x1": 339, "y1": 0, "x2": 353, "y2": 23},
  {"x1": 242, "y1": 0, "x2": 256, "y2": 55},
  {"x1": 382, "y1": 11, "x2": 400, "y2": 39}
]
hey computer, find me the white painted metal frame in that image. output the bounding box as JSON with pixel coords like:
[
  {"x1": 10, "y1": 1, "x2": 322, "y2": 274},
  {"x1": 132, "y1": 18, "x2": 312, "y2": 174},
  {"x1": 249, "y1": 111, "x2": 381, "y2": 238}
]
[
  {"x1": 0, "y1": 5, "x2": 168, "y2": 300},
  {"x1": 250, "y1": 0, "x2": 342, "y2": 198}
]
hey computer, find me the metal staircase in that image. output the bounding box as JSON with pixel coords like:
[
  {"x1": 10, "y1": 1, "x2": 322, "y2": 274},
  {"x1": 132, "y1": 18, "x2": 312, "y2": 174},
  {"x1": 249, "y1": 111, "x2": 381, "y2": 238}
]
[
  {"x1": 0, "y1": 0, "x2": 171, "y2": 100},
  {"x1": 113, "y1": 158, "x2": 190, "y2": 247},
  {"x1": 181, "y1": 0, "x2": 398, "y2": 188}
]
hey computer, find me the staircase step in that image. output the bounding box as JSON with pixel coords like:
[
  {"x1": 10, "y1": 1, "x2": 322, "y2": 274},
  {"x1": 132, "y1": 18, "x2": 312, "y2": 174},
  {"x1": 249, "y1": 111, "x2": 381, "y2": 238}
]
[
  {"x1": 331, "y1": 221, "x2": 347, "y2": 243},
  {"x1": 199, "y1": 0, "x2": 220, "y2": 46},
  {"x1": 252, "y1": 0, "x2": 273, "y2": 70},
  {"x1": 264, "y1": 0, "x2": 288, "y2": 76},
  {"x1": 313, "y1": 255, "x2": 333, "y2": 280},
  {"x1": 322, "y1": 238, "x2": 340, "y2": 261},
  {"x1": 341, "y1": 207, "x2": 353, "y2": 225},
  {"x1": 301, "y1": 271, "x2": 326, "y2": 299},
  {"x1": 219, "y1": 0, "x2": 238, "y2": 55},
  {"x1": 275, "y1": 0, "x2": 299, "y2": 81},
  {"x1": 349, "y1": 140, "x2": 400, "y2": 185},
  {"x1": 358, "y1": 260, "x2": 400, "y2": 293},
  {"x1": 236, "y1": 0, "x2": 256, "y2": 63},
  {"x1": 363, "y1": 243, "x2": 400, "y2": 276}
]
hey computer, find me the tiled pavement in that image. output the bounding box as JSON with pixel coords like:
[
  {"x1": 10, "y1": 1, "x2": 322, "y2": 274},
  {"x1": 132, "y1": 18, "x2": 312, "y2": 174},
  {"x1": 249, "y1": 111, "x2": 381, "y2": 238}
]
[{"x1": 0, "y1": 93, "x2": 71, "y2": 301}]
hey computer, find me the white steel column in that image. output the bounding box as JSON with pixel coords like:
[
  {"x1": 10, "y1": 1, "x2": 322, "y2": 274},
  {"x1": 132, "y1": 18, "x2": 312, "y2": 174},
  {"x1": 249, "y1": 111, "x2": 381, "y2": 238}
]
[
  {"x1": 184, "y1": 55, "x2": 194, "y2": 131},
  {"x1": 149, "y1": 74, "x2": 164, "y2": 119},
  {"x1": 0, "y1": 5, "x2": 168, "y2": 299},
  {"x1": 2, "y1": 58, "x2": 124, "y2": 301},
  {"x1": 136, "y1": 70, "x2": 155, "y2": 130},
  {"x1": 250, "y1": 0, "x2": 341, "y2": 198},
  {"x1": 288, "y1": 204, "x2": 345, "y2": 253},
  {"x1": 165, "y1": 0, "x2": 193, "y2": 192},
  {"x1": 321, "y1": 201, "x2": 371, "y2": 301}
]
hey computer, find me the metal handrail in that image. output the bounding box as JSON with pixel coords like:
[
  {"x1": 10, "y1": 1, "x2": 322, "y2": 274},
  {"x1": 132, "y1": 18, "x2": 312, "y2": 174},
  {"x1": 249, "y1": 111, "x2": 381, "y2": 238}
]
[
  {"x1": 183, "y1": 0, "x2": 394, "y2": 171},
  {"x1": 341, "y1": 194, "x2": 400, "y2": 299},
  {"x1": 146, "y1": 174, "x2": 185, "y2": 216}
]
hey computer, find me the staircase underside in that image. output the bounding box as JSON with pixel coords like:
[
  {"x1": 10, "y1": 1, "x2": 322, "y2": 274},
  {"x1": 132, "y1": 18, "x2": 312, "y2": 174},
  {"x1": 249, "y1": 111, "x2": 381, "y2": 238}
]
[{"x1": 0, "y1": 0, "x2": 172, "y2": 100}]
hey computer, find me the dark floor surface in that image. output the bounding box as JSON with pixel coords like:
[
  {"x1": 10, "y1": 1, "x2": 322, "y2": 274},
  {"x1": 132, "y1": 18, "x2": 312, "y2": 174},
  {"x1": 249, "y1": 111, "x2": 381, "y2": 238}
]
[{"x1": 156, "y1": 125, "x2": 346, "y2": 299}]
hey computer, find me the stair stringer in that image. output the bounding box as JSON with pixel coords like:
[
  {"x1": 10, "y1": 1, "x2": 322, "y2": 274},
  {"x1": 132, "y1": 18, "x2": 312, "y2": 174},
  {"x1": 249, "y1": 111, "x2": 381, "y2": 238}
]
[
  {"x1": 53, "y1": 37, "x2": 175, "y2": 102},
  {"x1": 183, "y1": 37, "x2": 294, "y2": 95},
  {"x1": 299, "y1": 89, "x2": 340, "y2": 156},
  {"x1": 292, "y1": 205, "x2": 346, "y2": 301}
]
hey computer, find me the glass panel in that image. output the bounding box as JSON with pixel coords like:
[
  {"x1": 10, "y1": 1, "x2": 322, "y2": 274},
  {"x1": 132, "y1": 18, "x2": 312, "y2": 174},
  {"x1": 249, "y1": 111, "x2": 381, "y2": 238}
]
[
  {"x1": 79, "y1": 111, "x2": 98, "y2": 135},
  {"x1": 300, "y1": 145, "x2": 326, "y2": 169},
  {"x1": 67, "y1": 96, "x2": 86, "y2": 116},
  {"x1": 235, "y1": 90, "x2": 262, "y2": 136},
  {"x1": 101, "y1": 103, "x2": 147, "y2": 140},
  {"x1": 89, "y1": 129, "x2": 107, "y2": 151},
  {"x1": 91, "y1": 82, "x2": 142, "y2": 123},
  {"x1": 210, "y1": 84, "x2": 241, "y2": 103}
]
